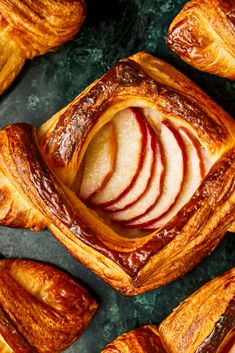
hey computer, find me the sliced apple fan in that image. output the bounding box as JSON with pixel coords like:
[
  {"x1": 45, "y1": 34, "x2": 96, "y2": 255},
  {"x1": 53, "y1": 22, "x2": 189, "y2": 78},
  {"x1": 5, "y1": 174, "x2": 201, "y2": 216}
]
[{"x1": 78, "y1": 108, "x2": 212, "y2": 233}]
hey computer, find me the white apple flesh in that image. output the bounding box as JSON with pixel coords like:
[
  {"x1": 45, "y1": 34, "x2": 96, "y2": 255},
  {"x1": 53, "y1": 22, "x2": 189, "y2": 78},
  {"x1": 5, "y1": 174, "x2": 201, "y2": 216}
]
[
  {"x1": 79, "y1": 107, "x2": 212, "y2": 234},
  {"x1": 144, "y1": 126, "x2": 203, "y2": 230},
  {"x1": 79, "y1": 122, "x2": 116, "y2": 200},
  {"x1": 106, "y1": 123, "x2": 154, "y2": 212},
  {"x1": 126, "y1": 120, "x2": 185, "y2": 228},
  {"x1": 90, "y1": 108, "x2": 146, "y2": 207},
  {"x1": 111, "y1": 132, "x2": 164, "y2": 223}
]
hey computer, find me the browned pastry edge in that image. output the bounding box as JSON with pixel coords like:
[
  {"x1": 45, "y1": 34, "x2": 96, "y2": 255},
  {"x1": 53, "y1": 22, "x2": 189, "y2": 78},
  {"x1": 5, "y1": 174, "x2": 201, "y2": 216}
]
[
  {"x1": 229, "y1": 221, "x2": 235, "y2": 232},
  {"x1": 0, "y1": 259, "x2": 98, "y2": 353},
  {"x1": 160, "y1": 267, "x2": 235, "y2": 353},
  {"x1": 0, "y1": 305, "x2": 34, "y2": 353},
  {"x1": 0, "y1": 52, "x2": 234, "y2": 295},
  {"x1": 195, "y1": 298, "x2": 235, "y2": 353},
  {"x1": 166, "y1": 0, "x2": 235, "y2": 79},
  {"x1": 39, "y1": 57, "x2": 232, "y2": 169},
  {"x1": 102, "y1": 268, "x2": 235, "y2": 353}
]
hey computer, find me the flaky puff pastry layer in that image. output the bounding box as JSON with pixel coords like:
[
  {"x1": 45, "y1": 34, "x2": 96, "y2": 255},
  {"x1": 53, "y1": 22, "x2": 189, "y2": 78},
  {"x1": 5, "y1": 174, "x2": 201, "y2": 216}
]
[
  {"x1": 0, "y1": 259, "x2": 98, "y2": 353},
  {"x1": 0, "y1": 52, "x2": 234, "y2": 295},
  {"x1": 167, "y1": 0, "x2": 235, "y2": 80},
  {"x1": 102, "y1": 268, "x2": 235, "y2": 353},
  {"x1": 101, "y1": 326, "x2": 167, "y2": 353},
  {"x1": 0, "y1": 0, "x2": 86, "y2": 95}
]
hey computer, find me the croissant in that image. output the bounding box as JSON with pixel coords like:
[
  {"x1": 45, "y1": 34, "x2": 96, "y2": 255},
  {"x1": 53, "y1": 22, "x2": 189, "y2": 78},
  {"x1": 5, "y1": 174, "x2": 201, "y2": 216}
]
[
  {"x1": 0, "y1": 258, "x2": 98, "y2": 353},
  {"x1": 0, "y1": 52, "x2": 234, "y2": 295},
  {"x1": 102, "y1": 267, "x2": 235, "y2": 352},
  {"x1": 166, "y1": 0, "x2": 235, "y2": 80},
  {"x1": 0, "y1": 0, "x2": 86, "y2": 95}
]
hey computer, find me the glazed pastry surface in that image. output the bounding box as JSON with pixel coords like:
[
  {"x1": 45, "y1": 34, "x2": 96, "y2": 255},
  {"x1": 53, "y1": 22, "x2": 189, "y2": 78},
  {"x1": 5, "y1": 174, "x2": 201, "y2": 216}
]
[
  {"x1": 0, "y1": 259, "x2": 98, "y2": 353},
  {"x1": 102, "y1": 268, "x2": 235, "y2": 353},
  {"x1": 160, "y1": 268, "x2": 235, "y2": 353},
  {"x1": 0, "y1": 52, "x2": 234, "y2": 295},
  {"x1": 0, "y1": 0, "x2": 86, "y2": 94},
  {"x1": 101, "y1": 326, "x2": 167, "y2": 353},
  {"x1": 167, "y1": 0, "x2": 235, "y2": 79}
]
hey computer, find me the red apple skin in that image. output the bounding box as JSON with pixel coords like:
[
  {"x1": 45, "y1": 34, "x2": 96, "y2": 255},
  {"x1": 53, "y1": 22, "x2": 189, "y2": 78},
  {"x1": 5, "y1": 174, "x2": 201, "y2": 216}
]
[
  {"x1": 125, "y1": 120, "x2": 187, "y2": 229},
  {"x1": 179, "y1": 126, "x2": 205, "y2": 178},
  {"x1": 144, "y1": 125, "x2": 203, "y2": 231},
  {"x1": 107, "y1": 123, "x2": 155, "y2": 213},
  {"x1": 80, "y1": 105, "x2": 212, "y2": 232},
  {"x1": 179, "y1": 127, "x2": 213, "y2": 178},
  {"x1": 90, "y1": 108, "x2": 147, "y2": 208},
  {"x1": 112, "y1": 131, "x2": 165, "y2": 224}
]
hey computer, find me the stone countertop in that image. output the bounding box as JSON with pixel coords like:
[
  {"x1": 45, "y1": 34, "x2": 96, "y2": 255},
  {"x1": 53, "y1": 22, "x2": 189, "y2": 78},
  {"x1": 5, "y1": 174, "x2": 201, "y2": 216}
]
[{"x1": 0, "y1": 0, "x2": 234, "y2": 352}]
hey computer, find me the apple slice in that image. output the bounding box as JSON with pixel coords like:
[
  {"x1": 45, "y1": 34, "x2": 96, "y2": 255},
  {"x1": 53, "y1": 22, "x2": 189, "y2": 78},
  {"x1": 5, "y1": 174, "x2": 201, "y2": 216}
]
[
  {"x1": 144, "y1": 126, "x2": 203, "y2": 230},
  {"x1": 106, "y1": 124, "x2": 154, "y2": 212},
  {"x1": 90, "y1": 108, "x2": 146, "y2": 207},
  {"x1": 79, "y1": 122, "x2": 116, "y2": 201},
  {"x1": 112, "y1": 134, "x2": 164, "y2": 223},
  {"x1": 126, "y1": 120, "x2": 185, "y2": 228}
]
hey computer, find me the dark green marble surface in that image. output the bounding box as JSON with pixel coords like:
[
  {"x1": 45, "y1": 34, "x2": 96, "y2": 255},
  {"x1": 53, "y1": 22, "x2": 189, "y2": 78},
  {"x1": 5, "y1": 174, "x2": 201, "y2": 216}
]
[{"x1": 0, "y1": 1, "x2": 234, "y2": 352}]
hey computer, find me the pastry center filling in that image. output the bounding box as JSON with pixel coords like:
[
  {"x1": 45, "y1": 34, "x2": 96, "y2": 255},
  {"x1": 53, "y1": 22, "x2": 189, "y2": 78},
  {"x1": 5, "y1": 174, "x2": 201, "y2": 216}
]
[{"x1": 78, "y1": 107, "x2": 212, "y2": 236}]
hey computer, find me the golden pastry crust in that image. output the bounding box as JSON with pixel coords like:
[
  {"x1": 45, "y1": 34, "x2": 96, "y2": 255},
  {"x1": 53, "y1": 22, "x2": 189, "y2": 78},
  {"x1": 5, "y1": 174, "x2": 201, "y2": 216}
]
[
  {"x1": 160, "y1": 268, "x2": 235, "y2": 353},
  {"x1": 0, "y1": 52, "x2": 234, "y2": 295},
  {"x1": 167, "y1": 0, "x2": 235, "y2": 79},
  {"x1": 229, "y1": 221, "x2": 235, "y2": 232},
  {"x1": 0, "y1": 0, "x2": 86, "y2": 94},
  {"x1": 0, "y1": 259, "x2": 98, "y2": 353},
  {"x1": 101, "y1": 268, "x2": 235, "y2": 353},
  {"x1": 101, "y1": 326, "x2": 167, "y2": 353}
]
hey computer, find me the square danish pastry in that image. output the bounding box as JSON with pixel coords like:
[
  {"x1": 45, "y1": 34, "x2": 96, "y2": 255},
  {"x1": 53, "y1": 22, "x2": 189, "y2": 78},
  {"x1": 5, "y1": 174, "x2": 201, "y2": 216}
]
[{"x1": 0, "y1": 52, "x2": 234, "y2": 295}]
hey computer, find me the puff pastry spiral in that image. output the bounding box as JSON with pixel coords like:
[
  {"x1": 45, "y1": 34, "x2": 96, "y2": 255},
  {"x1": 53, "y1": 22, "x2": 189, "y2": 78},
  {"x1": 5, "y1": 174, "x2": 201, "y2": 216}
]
[
  {"x1": 167, "y1": 0, "x2": 235, "y2": 79},
  {"x1": 0, "y1": 259, "x2": 98, "y2": 353},
  {"x1": 102, "y1": 268, "x2": 235, "y2": 353},
  {"x1": 0, "y1": 0, "x2": 86, "y2": 95},
  {"x1": 0, "y1": 52, "x2": 234, "y2": 295}
]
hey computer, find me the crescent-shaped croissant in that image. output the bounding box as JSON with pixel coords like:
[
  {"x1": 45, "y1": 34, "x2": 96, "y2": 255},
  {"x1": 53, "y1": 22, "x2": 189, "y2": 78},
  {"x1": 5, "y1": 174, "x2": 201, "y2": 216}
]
[
  {"x1": 102, "y1": 267, "x2": 235, "y2": 352},
  {"x1": 0, "y1": 259, "x2": 98, "y2": 353},
  {"x1": 0, "y1": 0, "x2": 86, "y2": 95},
  {"x1": 166, "y1": 0, "x2": 235, "y2": 80},
  {"x1": 0, "y1": 52, "x2": 234, "y2": 295}
]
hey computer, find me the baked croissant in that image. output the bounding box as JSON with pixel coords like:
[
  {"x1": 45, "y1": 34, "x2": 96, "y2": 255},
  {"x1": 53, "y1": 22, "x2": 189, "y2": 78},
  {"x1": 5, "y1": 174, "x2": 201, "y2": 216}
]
[
  {"x1": 0, "y1": 258, "x2": 98, "y2": 353},
  {"x1": 166, "y1": 0, "x2": 235, "y2": 80},
  {"x1": 0, "y1": 0, "x2": 86, "y2": 95},
  {"x1": 0, "y1": 52, "x2": 234, "y2": 295},
  {"x1": 102, "y1": 267, "x2": 235, "y2": 353}
]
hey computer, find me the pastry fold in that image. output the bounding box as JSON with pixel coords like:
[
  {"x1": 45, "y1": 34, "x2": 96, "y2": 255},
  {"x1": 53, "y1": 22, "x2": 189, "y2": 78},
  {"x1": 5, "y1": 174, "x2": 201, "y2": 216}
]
[
  {"x1": 0, "y1": 52, "x2": 234, "y2": 295},
  {"x1": 102, "y1": 268, "x2": 235, "y2": 353},
  {"x1": 167, "y1": 0, "x2": 235, "y2": 79},
  {"x1": 0, "y1": 0, "x2": 86, "y2": 94},
  {"x1": 0, "y1": 259, "x2": 98, "y2": 353}
]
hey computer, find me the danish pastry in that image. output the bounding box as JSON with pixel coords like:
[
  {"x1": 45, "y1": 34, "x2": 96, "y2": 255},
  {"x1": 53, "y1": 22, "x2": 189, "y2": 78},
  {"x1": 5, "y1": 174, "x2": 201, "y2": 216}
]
[
  {"x1": 167, "y1": 0, "x2": 235, "y2": 79},
  {"x1": 0, "y1": 52, "x2": 234, "y2": 295},
  {"x1": 0, "y1": 259, "x2": 98, "y2": 353},
  {"x1": 102, "y1": 267, "x2": 235, "y2": 352},
  {"x1": 0, "y1": 0, "x2": 86, "y2": 95}
]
